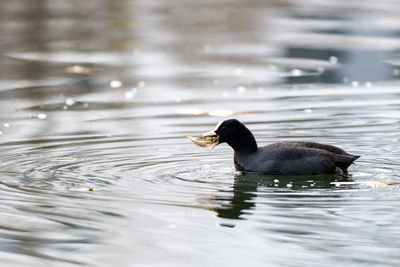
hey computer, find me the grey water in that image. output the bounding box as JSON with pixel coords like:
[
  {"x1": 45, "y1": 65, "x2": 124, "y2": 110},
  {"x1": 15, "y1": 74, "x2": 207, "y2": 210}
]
[{"x1": 0, "y1": 0, "x2": 400, "y2": 266}]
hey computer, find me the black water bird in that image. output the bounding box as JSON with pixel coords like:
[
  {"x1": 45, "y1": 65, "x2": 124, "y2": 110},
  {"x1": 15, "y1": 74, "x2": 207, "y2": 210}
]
[{"x1": 203, "y1": 119, "x2": 360, "y2": 175}]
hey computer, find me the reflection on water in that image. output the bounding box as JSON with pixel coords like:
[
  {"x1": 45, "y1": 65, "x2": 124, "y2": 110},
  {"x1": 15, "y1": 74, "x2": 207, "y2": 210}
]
[
  {"x1": 215, "y1": 173, "x2": 348, "y2": 222},
  {"x1": 1, "y1": 0, "x2": 400, "y2": 266}
]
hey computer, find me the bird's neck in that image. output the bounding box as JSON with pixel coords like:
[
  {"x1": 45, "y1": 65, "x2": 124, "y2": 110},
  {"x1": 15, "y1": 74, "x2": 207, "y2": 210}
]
[{"x1": 228, "y1": 129, "x2": 258, "y2": 155}]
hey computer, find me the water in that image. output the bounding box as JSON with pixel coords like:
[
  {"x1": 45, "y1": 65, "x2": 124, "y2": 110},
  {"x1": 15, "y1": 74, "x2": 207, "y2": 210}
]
[{"x1": 1, "y1": 0, "x2": 400, "y2": 266}]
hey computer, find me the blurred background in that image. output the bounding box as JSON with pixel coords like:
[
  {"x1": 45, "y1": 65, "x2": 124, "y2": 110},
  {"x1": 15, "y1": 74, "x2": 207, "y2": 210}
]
[{"x1": 0, "y1": 0, "x2": 400, "y2": 266}]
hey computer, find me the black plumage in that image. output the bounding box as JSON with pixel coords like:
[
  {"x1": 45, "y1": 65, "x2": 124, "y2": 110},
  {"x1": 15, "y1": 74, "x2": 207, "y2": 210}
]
[{"x1": 204, "y1": 119, "x2": 360, "y2": 175}]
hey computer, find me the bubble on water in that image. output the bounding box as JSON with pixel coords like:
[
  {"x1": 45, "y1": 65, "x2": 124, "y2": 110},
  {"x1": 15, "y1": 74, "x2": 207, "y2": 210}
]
[
  {"x1": 274, "y1": 179, "x2": 279, "y2": 183},
  {"x1": 291, "y1": 68, "x2": 303, "y2": 77},
  {"x1": 237, "y1": 86, "x2": 246, "y2": 93},
  {"x1": 393, "y1": 69, "x2": 400, "y2": 76},
  {"x1": 124, "y1": 91, "x2": 134, "y2": 99},
  {"x1": 138, "y1": 81, "x2": 146, "y2": 88},
  {"x1": 351, "y1": 81, "x2": 359, "y2": 87},
  {"x1": 37, "y1": 113, "x2": 47, "y2": 120},
  {"x1": 235, "y1": 68, "x2": 243, "y2": 76},
  {"x1": 286, "y1": 183, "x2": 293, "y2": 188},
  {"x1": 110, "y1": 80, "x2": 122, "y2": 88},
  {"x1": 3, "y1": 123, "x2": 10, "y2": 128},
  {"x1": 65, "y1": 98, "x2": 75, "y2": 106},
  {"x1": 329, "y1": 56, "x2": 338, "y2": 64},
  {"x1": 365, "y1": 82, "x2": 372, "y2": 88}
]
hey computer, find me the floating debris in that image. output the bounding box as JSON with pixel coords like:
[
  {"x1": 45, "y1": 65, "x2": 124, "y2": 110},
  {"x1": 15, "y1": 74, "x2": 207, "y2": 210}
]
[
  {"x1": 351, "y1": 81, "x2": 359, "y2": 87},
  {"x1": 37, "y1": 113, "x2": 47, "y2": 120},
  {"x1": 65, "y1": 65, "x2": 92, "y2": 74},
  {"x1": 110, "y1": 80, "x2": 122, "y2": 88},
  {"x1": 237, "y1": 86, "x2": 246, "y2": 93},
  {"x1": 65, "y1": 98, "x2": 75, "y2": 106},
  {"x1": 138, "y1": 81, "x2": 146, "y2": 88},
  {"x1": 291, "y1": 68, "x2": 303, "y2": 77},
  {"x1": 69, "y1": 187, "x2": 95, "y2": 192},
  {"x1": 329, "y1": 56, "x2": 338, "y2": 64},
  {"x1": 124, "y1": 91, "x2": 134, "y2": 99},
  {"x1": 331, "y1": 181, "x2": 389, "y2": 187}
]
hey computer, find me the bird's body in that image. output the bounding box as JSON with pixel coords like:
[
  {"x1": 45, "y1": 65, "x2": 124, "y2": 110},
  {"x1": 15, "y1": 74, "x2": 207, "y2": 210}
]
[
  {"x1": 234, "y1": 141, "x2": 359, "y2": 174},
  {"x1": 202, "y1": 119, "x2": 360, "y2": 175}
]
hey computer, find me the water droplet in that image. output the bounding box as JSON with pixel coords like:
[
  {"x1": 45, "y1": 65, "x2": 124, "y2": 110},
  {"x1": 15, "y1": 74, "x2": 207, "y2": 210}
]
[
  {"x1": 291, "y1": 68, "x2": 303, "y2": 77},
  {"x1": 235, "y1": 68, "x2": 243, "y2": 76},
  {"x1": 37, "y1": 114, "x2": 47, "y2": 120},
  {"x1": 3, "y1": 123, "x2": 10, "y2": 128},
  {"x1": 329, "y1": 56, "x2": 338, "y2": 64},
  {"x1": 110, "y1": 80, "x2": 122, "y2": 88},
  {"x1": 138, "y1": 81, "x2": 146, "y2": 88},
  {"x1": 304, "y1": 108, "x2": 312, "y2": 114},
  {"x1": 124, "y1": 91, "x2": 134, "y2": 99},
  {"x1": 286, "y1": 183, "x2": 293, "y2": 188},
  {"x1": 351, "y1": 81, "x2": 359, "y2": 87},
  {"x1": 274, "y1": 179, "x2": 279, "y2": 183},
  {"x1": 65, "y1": 98, "x2": 75, "y2": 106}
]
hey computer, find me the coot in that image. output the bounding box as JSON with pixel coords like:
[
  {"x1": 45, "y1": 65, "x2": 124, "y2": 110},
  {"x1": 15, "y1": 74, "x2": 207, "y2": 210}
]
[{"x1": 203, "y1": 119, "x2": 360, "y2": 175}]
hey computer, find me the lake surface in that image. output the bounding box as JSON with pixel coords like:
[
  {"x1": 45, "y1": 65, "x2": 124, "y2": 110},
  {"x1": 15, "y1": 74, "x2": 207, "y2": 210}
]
[{"x1": 1, "y1": 0, "x2": 400, "y2": 266}]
